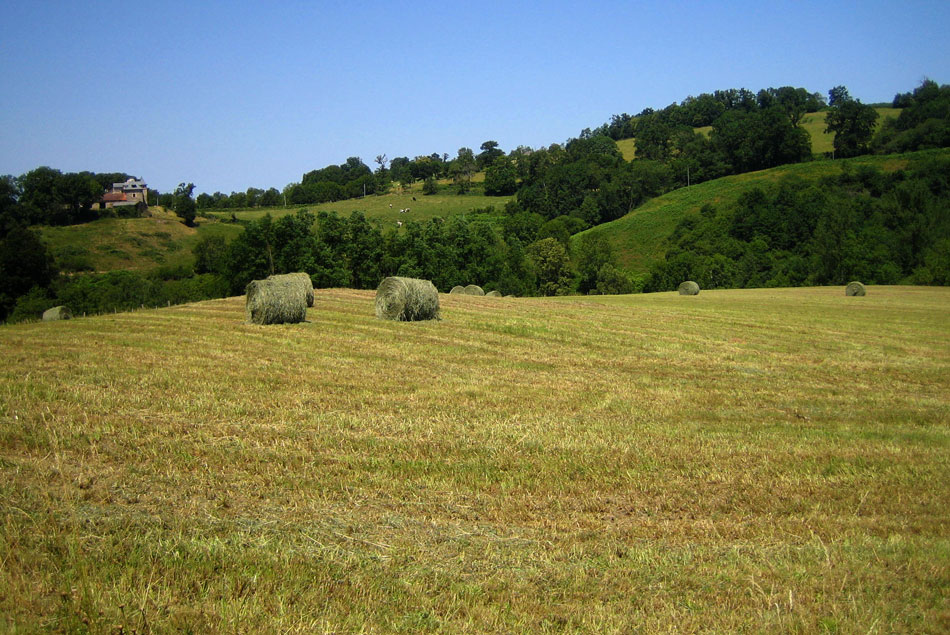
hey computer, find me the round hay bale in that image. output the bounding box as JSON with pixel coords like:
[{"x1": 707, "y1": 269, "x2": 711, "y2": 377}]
[
  {"x1": 449, "y1": 285, "x2": 465, "y2": 294},
  {"x1": 463, "y1": 284, "x2": 485, "y2": 296},
  {"x1": 245, "y1": 277, "x2": 308, "y2": 325},
  {"x1": 845, "y1": 281, "x2": 866, "y2": 296},
  {"x1": 485, "y1": 290, "x2": 502, "y2": 297},
  {"x1": 42, "y1": 306, "x2": 72, "y2": 321},
  {"x1": 375, "y1": 277, "x2": 440, "y2": 321},
  {"x1": 268, "y1": 272, "x2": 314, "y2": 307},
  {"x1": 678, "y1": 281, "x2": 700, "y2": 295}
]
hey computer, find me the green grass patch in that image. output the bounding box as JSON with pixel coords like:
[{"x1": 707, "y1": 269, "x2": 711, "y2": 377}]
[
  {"x1": 800, "y1": 107, "x2": 900, "y2": 155},
  {"x1": 0, "y1": 286, "x2": 948, "y2": 631},
  {"x1": 617, "y1": 137, "x2": 637, "y2": 161}
]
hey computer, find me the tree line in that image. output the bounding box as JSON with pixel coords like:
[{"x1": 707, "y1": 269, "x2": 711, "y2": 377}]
[
  {"x1": 193, "y1": 208, "x2": 623, "y2": 300},
  {"x1": 1, "y1": 201, "x2": 637, "y2": 323}
]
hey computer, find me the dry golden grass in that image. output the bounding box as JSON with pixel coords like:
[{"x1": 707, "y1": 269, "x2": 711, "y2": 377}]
[{"x1": 1, "y1": 286, "x2": 948, "y2": 632}]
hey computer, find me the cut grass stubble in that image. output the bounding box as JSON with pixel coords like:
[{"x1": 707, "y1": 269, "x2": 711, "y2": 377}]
[{"x1": 1, "y1": 286, "x2": 948, "y2": 632}]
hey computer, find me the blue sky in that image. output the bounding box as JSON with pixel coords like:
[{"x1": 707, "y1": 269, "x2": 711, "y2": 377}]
[{"x1": 1, "y1": 1, "x2": 948, "y2": 195}]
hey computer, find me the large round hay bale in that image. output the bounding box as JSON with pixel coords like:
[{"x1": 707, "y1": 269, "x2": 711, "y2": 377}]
[
  {"x1": 678, "y1": 281, "x2": 700, "y2": 295},
  {"x1": 485, "y1": 290, "x2": 502, "y2": 297},
  {"x1": 375, "y1": 277, "x2": 440, "y2": 321},
  {"x1": 845, "y1": 281, "x2": 866, "y2": 296},
  {"x1": 463, "y1": 284, "x2": 485, "y2": 296},
  {"x1": 42, "y1": 306, "x2": 72, "y2": 321},
  {"x1": 267, "y1": 272, "x2": 314, "y2": 307},
  {"x1": 449, "y1": 285, "x2": 465, "y2": 294},
  {"x1": 245, "y1": 277, "x2": 308, "y2": 325}
]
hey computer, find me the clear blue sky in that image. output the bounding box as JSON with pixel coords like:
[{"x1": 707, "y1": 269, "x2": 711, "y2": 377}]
[{"x1": 1, "y1": 0, "x2": 948, "y2": 195}]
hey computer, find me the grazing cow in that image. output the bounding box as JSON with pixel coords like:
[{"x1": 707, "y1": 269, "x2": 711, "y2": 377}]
[{"x1": 396, "y1": 220, "x2": 403, "y2": 227}]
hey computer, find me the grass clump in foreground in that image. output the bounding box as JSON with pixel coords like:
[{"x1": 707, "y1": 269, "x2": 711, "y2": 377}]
[{"x1": 1, "y1": 286, "x2": 948, "y2": 632}]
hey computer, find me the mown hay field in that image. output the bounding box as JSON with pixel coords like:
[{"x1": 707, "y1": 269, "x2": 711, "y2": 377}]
[{"x1": 1, "y1": 286, "x2": 948, "y2": 632}]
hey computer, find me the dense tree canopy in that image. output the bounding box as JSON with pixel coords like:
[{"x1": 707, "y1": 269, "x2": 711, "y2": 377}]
[{"x1": 875, "y1": 79, "x2": 950, "y2": 154}]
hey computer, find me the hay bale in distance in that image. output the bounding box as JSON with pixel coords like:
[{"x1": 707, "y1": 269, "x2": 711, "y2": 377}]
[
  {"x1": 463, "y1": 284, "x2": 485, "y2": 296},
  {"x1": 485, "y1": 290, "x2": 502, "y2": 297},
  {"x1": 449, "y1": 285, "x2": 465, "y2": 294},
  {"x1": 375, "y1": 277, "x2": 440, "y2": 321},
  {"x1": 42, "y1": 306, "x2": 72, "y2": 321},
  {"x1": 678, "y1": 281, "x2": 700, "y2": 295},
  {"x1": 245, "y1": 277, "x2": 308, "y2": 325},
  {"x1": 846, "y1": 281, "x2": 866, "y2": 296},
  {"x1": 268, "y1": 272, "x2": 314, "y2": 307}
]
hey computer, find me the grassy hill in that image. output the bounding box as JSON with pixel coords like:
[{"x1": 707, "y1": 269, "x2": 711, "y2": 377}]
[
  {"x1": 576, "y1": 148, "x2": 948, "y2": 275},
  {"x1": 38, "y1": 207, "x2": 243, "y2": 273},
  {"x1": 1, "y1": 286, "x2": 948, "y2": 631}
]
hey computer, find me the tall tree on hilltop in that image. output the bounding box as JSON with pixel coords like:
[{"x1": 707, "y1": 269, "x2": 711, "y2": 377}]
[
  {"x1": 476, "y1": 141, "x2": 504, "y2": 170},
  {"x1": 173, "y1": 183, "x2": 197, "y2": 226},
  {"x1": 450, "y1": 148, "x2": 477, "y2": 194},
  {"x1": 825, "y1": 86, "x2": 879, "y2": 158}
]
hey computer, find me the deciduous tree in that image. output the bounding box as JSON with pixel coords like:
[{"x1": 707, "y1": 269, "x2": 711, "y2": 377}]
[
  {"x1": 173, "y1": 183, "x2": 197, "y2": 226},
  {"x1": 825, "y1": 87, "x2": 879, "y2": 158}
]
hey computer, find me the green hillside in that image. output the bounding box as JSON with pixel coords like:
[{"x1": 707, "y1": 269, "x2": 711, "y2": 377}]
[
  {"x1": 38, "y1": 207, "x2": 243, "y2": 273},
  {"x1": 37, "y1": 185, "x2": 512, "y2": 274},
  {"x1": 575, "y1": 149, "x2": 946, "y2": 275},
  {"x1": 30, "y1": 108, "x2": 905, "y2": 278},
  {"x1": 2, "y1": 286, "x2": 948, "y2": 631}
]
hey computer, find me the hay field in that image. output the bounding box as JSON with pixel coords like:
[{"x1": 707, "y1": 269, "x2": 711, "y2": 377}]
[{"x1": 1, "y1": 286, "x2": 948, "y2": 632}]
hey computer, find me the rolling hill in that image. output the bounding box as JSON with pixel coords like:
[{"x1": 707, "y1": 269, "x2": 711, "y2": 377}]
[
  {"x1": 35, "y1": 108, "x2": 906, "y2": 278},
  {"x1": 2, "y1": 286, "x2": 948, "y2": 631},
  {"x1": 37, "y1": 185, "x2": 513, "y2": 274},
  {"x1": 38, "y1": 207, "x2": 243, "y2": 273},
  {"x1": 575, "y1": 148, "x2": 948, "y2": 276}
]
